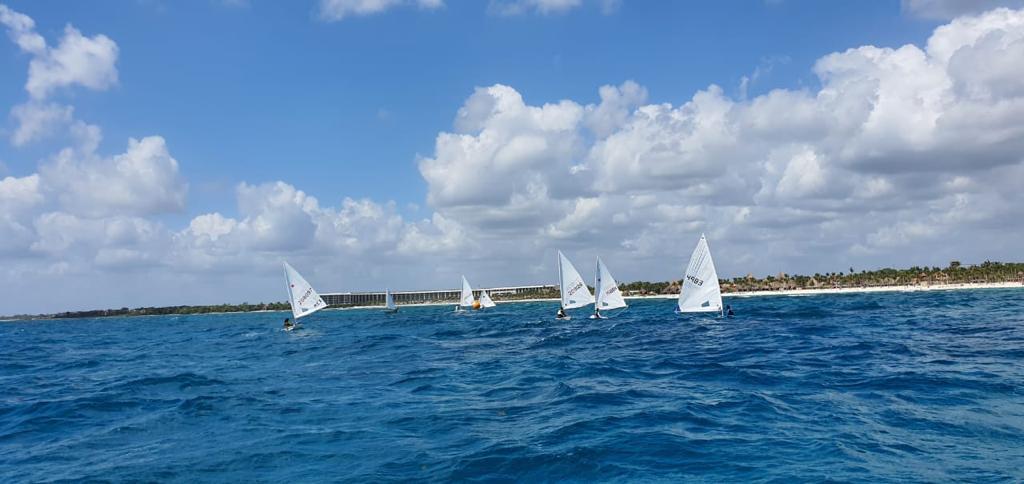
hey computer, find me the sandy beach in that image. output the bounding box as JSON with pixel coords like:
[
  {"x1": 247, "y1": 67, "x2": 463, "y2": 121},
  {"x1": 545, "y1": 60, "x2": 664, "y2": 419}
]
[
  {"x1": 720, "y1": 281, "x2": 1024, "y2": 298},
  {"x1": 335, "y1": 281, "x2": 1023, "y2": 311}
]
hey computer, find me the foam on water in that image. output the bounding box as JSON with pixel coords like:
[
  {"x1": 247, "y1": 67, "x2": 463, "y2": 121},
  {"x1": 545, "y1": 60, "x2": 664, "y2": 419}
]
[{"x1": 2, "y1": 289, "x2": 1024, "y2": 481}]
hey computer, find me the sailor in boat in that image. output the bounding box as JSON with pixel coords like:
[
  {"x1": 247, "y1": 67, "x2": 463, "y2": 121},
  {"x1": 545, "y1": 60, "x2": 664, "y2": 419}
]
[
  {"x1": 593, "y1": 307, "x2": 602, "y2": 319},
  {"x1": 283, "y1": 318, "x2": 294, "y2": 330},
  {"x1": 556, "y1": 307, "x2": 568, "y2": 320},
  {"x1": 725, "y1": 305, "x2": 734, "y2": 317}
]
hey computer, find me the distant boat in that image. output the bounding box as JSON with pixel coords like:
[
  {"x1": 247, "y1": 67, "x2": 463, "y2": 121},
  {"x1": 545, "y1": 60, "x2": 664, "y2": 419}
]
[
  {"x1": 557, "y1": 250, "x2": 594, "y2": 320},
  {"x1": 677, "y1": 233, "x2": 723, "y2": 315},
  {"x1": 592, "y1": 256, "x2": 627, "y2": 319},
  {"x1": 384, "y1": 288, "x2": 398, "y2": 313},
  {"x1": 458, "y1": 275, "x2": 478, "y2": 311},
  {"x1": 283, "y1": 261, "x2": 327, "y2": 329},
  {"x1": 479, "y1": 289, "x2": 496, "y2": 308}
]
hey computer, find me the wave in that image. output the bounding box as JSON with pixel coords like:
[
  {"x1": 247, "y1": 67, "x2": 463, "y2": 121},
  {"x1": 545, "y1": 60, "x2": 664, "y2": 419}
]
[{"x1": 2, "y1": 291, "x2": 1023, "y2": 481}]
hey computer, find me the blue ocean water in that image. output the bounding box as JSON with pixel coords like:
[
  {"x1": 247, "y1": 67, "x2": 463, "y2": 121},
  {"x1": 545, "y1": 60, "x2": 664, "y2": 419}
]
[{"x1": 2, "y1": 289, "x2": 1023, "y2": 482}]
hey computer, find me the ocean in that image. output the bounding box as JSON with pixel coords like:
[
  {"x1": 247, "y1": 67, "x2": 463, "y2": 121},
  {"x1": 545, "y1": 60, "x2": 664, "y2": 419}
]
[{"x1": 2, "y1": 289, "x2": 1023, "y2": 482}]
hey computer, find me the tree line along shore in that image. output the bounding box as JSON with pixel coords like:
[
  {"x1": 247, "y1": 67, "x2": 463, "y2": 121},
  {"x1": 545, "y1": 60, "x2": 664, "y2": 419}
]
[{"x1": 6, "y1": 261, "x2": 1022, "y2": 321}]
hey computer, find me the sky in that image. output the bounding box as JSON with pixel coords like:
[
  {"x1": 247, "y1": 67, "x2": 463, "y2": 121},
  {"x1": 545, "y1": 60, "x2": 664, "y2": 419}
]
[{"x1": 1, "y1": 0, "x2": 1023, "y2": 314}]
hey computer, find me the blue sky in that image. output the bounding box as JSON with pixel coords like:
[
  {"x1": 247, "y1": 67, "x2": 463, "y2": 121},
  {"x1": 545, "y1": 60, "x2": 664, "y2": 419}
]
[
  {"x1": 2, "y1": 0, "x2": 1023, "y2": 314},
  {"x1": 2, "y1": 0, "x2": 937, "y2": 217}
]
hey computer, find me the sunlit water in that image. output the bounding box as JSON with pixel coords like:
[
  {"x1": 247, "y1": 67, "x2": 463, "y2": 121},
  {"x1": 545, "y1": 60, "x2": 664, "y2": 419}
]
[{"x1": 2, "y1": 289, "x2": 1023, "y2": 482}]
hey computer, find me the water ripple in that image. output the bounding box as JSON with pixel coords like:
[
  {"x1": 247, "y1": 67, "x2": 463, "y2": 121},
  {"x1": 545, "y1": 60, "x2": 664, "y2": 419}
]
[{"x1": 2, "y1": 290, "x2": 1024, "y2": 481}]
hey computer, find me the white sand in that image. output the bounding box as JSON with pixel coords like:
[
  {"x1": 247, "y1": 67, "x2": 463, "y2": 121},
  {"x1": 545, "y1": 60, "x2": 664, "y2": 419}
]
[
  {"x1": 721, "y1": 281, "x2": 1023, "y2": 298},
  {"x1": 338, "y1": 281, "x2": 1022, "y2": 310}
]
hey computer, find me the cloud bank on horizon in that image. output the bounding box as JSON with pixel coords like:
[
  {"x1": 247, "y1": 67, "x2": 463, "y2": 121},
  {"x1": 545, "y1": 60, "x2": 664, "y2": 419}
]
[{"x1": 1, "y1": 2, "x2": 1023, "y2": 313}]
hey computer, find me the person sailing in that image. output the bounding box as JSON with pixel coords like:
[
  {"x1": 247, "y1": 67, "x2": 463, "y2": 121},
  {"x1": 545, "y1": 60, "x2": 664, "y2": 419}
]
[
  {"x1": 593, "y1": 307, "x2": 602, "y2": 319},
  {"x1": 283, "y1": 318, "x2": 294, "y2": 330},
  {"x1": 725, "y1": 305, "x2": 734, "y2": 317},
  {"x1": 556, "y1": 307, "x2": 568, "y2": 320}
]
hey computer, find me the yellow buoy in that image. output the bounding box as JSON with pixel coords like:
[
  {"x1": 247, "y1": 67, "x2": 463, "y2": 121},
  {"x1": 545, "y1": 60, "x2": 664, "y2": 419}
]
[{"x1": 472, "y1": 300, "x2": 481, "y2": 310}]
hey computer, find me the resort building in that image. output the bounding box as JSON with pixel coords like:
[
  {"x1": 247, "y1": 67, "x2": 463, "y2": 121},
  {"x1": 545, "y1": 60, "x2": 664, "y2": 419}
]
[{"x1": 321, "y1": 285, "x2": 557, "y2": 307}]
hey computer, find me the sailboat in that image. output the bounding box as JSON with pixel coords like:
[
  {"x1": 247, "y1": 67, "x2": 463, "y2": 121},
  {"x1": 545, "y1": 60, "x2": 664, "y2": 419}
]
[
  {"x1": 479, "y1": 288, "x2": 496, "y2": 308},
  {"x1": 677, "y1": 233, "x2": 723, "y2": 315},
  {"x1": 383, "y1": 288, "x2": 398, "y2": 313},
  {"x1": 456, "y1": 275, "x2": 477, "y2": 312},
  {"x1": 556, "y1": 251, "x2": 594, "y2": 320},
  {"x1": 283, "y1": 261, "x2": 327, "y2": 330},
  {"x1": 591, "y1": 256, "x2": 627, "y2": 319}
]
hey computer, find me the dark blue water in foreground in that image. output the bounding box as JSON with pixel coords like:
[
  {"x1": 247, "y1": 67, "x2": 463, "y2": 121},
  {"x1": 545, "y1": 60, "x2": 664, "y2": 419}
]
[{"x1": 3, "y1": 290, "x2": 1024, "y2": 482}]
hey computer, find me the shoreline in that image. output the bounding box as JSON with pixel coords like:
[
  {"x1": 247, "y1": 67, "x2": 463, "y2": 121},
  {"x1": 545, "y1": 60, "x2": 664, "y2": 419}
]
[
  {"x1": 721, "y1": 281, "x2": 1024, "y2": 298},
  {"x1": 336, "y1": 281, "x2": 1023, "y2": 311},
  {"x1": 5, "y1": 282, "x2": 1021, "y2": 321}
]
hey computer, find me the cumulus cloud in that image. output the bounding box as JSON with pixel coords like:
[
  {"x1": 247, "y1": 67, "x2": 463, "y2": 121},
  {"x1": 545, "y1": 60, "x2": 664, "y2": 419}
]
[
  {"x1": 25, "y1": 25, "x2": 119, "y2": 99},
  {"x1": 0, "y1": 5, "x2": 476, "y2": 313},
  {"x1": 9, "y1": 102, "x2": 73, "y2": 146},
  {"x1": 902, "y1": 0, "x2": 1024, "y2": 19},
  {"x1": 0, "y1": 134, "x2": 189, "y2": 260},
  {"x1": 418, "y1": 7, "x2": 1024, "y2": 280},
  {"x1": 40, "y1": 136, "x2": 188, "y2": 218},
  {"x1": 421, "y1": 84, "x2": 587, "y2": 212},
  {"x1": 489, "y1": 0, "x2": 582, "y2": 15},
  {"x1": 1, "y1": 4, "x2": 118, "y2": 146},
  {"x1": 173, "y1": 181, "x2": 468, "y2": 269},
  {"x1": 487, "y1": 0, "x2": 619, "y2": 15},
  {"x1": 4, "y1": 4, "x2": 1024, "y2": 314},
  {"x1": 0, "y1": 4, "x2": 45, "y2": 54},
  {"x1": 318, "y1": 0, "x2": 443, "y2": 21}
]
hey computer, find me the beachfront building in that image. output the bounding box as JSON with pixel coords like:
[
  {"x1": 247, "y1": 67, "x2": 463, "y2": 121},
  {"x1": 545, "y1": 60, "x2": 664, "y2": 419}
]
[{"x1": 321, "y1": 285, "x2": 557, "y2": 307}]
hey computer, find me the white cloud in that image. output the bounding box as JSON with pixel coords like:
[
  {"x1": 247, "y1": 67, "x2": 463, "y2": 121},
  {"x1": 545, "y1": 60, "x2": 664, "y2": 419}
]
[
  {"x1": 4, "y1": 5, "x2": 1024, "y2": 314},
  {"x1": 9, "y1": 102, "x2": 73, "y2": 146},
  {"x1": 30, "y1": 212, "x2": 164, "y2": 258},
  {"x1": 902, "y1": 0, "x2": 1024, "y2": 19},
  {"x1": 0, "y1": 4, "x2": 476, "y2": 313},
  {"x1": 488, "y1": 0, "x2": 620, "y2": 15},
  {"x1": 41, "y1": 136, "x2": 188, "y2": 218},
  {"x1": 0, "y1": 132, "x2": 187, "y2": 261},
  {"x1": 420, "y1": 84, "x2": 587, "y2": 214},
  {"x1": 584, "y1": 80, "x2": 647, "y2": 138},
  {"x1": 416, "y1": 7, "x2": 1024, "y2": 282},
  {"x1": 0, "y1": 4, "x2": 45, "y2": 54},
  {"x1": 318, "y1": 0, "x2": 443, "y2": 21},
  {"x1": 490, "y1": 0, "x2": 582, "y2": 16},
  {"x1": 0, "y1": 173, "x2": 43, "y2": 212},
  {"x1": 1, "y1": 4, "x2": 119, "y2": 147},
  {"x1": 26, "y1": 25, "x2": 119, "y2": 100},
  {"x1": 171, "y1": 181, "x2": 470, "y2": 274}
]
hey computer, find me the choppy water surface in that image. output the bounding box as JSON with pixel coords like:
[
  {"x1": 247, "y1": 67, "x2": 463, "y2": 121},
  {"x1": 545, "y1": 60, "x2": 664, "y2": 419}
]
[{"x1": 2, "y1": 289, "x2": 1024, "y2": 482}]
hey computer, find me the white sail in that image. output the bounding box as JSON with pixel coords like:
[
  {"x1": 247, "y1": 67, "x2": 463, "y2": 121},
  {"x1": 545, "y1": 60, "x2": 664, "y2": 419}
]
[
  {"x1": 677, "y1": 233, "x2": 723, "y2": 313},
  {"x1": 460, "y1": 276, "x2": 476, "y2": 308},
  {"x1": 283, "y1": 261, "x2": 327, "y2": 320},
  {"x1": 385, "y1": 288, "x2": 397, "y2": 310},
  {"x1": 557, "y1": 251, "x2": 594, "y2": 310},
  {"x1": 595, "y1": 257, "x2": 627, "y2": 311},
  {"x1": 479, "y1": 289, "x2": 496, "y2": 308}
]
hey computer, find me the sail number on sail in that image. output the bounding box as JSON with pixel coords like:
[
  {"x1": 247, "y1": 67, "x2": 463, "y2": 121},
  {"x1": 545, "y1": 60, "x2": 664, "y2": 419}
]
[
  {"x1": 686, "y1": 274, "x2": 704, "y2": 286},
  {"x1": 297, "y1": 287, "x2": 317, "y2": 308},
  {"x1": 566, "y1": 280, "x2": 585, "y2": 297}
]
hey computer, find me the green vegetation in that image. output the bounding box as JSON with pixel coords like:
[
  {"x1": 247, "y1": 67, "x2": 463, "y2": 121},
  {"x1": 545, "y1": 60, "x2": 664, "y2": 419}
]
[
  {"x1": 621, "y1": 261, "x2": 1024, "y2": 295},
  {"x1": 5, "y1": 261, "x2": 1021, "y2": 321},
  {"x1": 6, "y1": 302, "x2": 292, "y2": 321}
]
